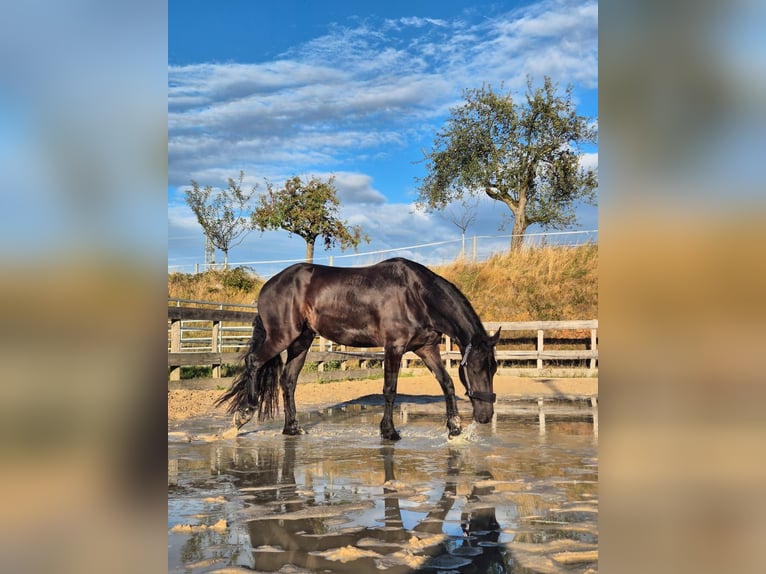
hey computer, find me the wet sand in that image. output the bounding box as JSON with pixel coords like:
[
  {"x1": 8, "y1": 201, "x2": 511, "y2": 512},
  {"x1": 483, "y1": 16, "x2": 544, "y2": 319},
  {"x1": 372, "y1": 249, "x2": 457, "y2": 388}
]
[
  {"x1": 168, "y1": 374, "x2": 597, "y2": 421},
  {"x1": 168, "y1": 395, "x2": 599, "y2": 573}
]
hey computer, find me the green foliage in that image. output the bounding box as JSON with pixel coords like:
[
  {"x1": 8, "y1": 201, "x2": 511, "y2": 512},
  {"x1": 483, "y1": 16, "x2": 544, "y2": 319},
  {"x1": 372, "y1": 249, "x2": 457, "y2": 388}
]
[
  {"x1": 251, "y1": 175, "x2": 369, "y2": 262},
  {"x1": 220, "y1": 266, "x2": 258, "y2": 292},
  {"x1": 417, "y1": 77, "x2": 598, "y2": 249},
  {"x1": 185, "y1": 171, "x2": 256, "y2": 268},
  {"x1": 174, "y1": 364, "x2": 243, "y2": 380}
]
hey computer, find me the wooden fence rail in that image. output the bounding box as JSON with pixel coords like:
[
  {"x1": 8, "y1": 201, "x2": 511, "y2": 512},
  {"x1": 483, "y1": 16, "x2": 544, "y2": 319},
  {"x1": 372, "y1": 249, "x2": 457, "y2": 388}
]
[{"x1": 168, "y1": 304, "x2": 597, "y2": 381}]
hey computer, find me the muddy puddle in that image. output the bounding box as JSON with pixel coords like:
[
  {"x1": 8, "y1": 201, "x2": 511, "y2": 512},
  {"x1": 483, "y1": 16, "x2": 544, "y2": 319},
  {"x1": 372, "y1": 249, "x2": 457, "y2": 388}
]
[{"x1": 169, "y1": 401, "x2": 598, "y2": 573}]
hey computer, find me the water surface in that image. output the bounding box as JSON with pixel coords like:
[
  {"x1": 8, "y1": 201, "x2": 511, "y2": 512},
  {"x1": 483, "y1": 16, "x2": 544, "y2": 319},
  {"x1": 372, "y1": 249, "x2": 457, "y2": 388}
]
[{"x1": 169, "y1": 402, "x2": 598, "y2": 573}]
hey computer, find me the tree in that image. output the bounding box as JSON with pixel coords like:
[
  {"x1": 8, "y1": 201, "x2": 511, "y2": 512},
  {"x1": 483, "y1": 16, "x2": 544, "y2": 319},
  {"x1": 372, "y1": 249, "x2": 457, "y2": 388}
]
[
  {"x1": 185, "y1": 171, "x2": 255, "y2": 270},
  {"x1": 417, "y1": 77, "x2": 597, "y2": 250},
  {"x1": 251, "y1": 175, "x2": 369, "y2": 263},
  {"x1": 442, "y1": 197, "x2": 479, "y2": 259}
]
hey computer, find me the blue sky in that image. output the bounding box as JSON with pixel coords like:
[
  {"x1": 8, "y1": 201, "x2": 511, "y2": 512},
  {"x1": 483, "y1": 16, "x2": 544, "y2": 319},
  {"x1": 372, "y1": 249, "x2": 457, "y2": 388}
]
[{"x1": 168, "y1": 0, "x2": 598, "y2": 276}]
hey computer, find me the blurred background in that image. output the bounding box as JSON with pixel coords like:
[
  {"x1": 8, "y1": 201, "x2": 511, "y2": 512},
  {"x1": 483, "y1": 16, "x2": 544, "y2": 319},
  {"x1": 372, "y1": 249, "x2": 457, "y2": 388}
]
[
  {"x1": 601, "y1": 0, "x2": 766, "y2": 571},
  {"x1": 0, "y1": 2, "x2": 168, "y2": 572},
  {"x1": 0, "y1": 0, "x2": 764, "y2": 572}
]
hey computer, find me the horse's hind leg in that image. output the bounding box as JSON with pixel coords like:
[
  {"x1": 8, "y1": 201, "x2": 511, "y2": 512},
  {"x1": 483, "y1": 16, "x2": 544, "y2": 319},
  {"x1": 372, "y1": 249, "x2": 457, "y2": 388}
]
[
  {"x1": 222, "y1": 314, "x2": 298, "y2": 430},
  {"x1": 280, "y1": 328, "x2": 315, "y2": 435},
  {"x1": 380, "y1": 346, "x2": 403, "y2": 441},
  {"x1": 414, "y1": 344, "x2": 462, "y2": 437}
]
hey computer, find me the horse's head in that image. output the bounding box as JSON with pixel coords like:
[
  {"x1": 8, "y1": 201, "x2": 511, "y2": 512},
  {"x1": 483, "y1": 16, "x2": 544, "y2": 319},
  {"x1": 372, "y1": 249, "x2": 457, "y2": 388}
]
[{"x1": 459, "y1": 329, "x2": 501, "y2": 424}]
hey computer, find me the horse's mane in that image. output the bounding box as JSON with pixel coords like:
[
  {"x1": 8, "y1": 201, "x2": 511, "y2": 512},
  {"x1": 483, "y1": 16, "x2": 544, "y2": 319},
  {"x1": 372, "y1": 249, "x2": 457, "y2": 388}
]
[
  {"x1": 389, "y1": 258, "x2": 485, "y2": 340},
  {"x1": 432, "y1": 274, "x2": 485, "y2": 332}
]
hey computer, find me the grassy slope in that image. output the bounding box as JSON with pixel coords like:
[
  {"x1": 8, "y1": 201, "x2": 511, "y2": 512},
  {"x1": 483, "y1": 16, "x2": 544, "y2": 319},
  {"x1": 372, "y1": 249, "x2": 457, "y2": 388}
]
[
  {"x1": 167, "y1": 244, "x2": 598, "y2": 322},
  {"x1": 168, "y1": 267, "x2": 264, "y2": 306},
  {"x1": 433, "y1": 244, "x2": 598, "y2": 321}
]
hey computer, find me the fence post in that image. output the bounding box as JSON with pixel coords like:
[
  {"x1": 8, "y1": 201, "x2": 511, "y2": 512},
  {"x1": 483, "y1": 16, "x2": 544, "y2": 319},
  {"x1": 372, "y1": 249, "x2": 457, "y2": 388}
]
[
  {"x1": 317, "y1": 336, "x2": 326, "y2": 372},
  {"x1": 590, "y1": 328, "x2": 598, "y2": 370},
  {"x1": 444, "y1": 335, "x2": 453, "y2": 369},
  {"x1": 211, "y1": 320, "x2": 221, "y2": 378},
  {"x1": 537, "y1": 329, "x2": 544, "y2": 370},
  {"x1": 472, "y1": 236, "x2": 477, "y2": 261},
  {"x1": 169, "y1": 320, "x2": 181, "y2": 381},
  {"x1": 591, "y1": 396, "x2": 598, "y2": 438}
]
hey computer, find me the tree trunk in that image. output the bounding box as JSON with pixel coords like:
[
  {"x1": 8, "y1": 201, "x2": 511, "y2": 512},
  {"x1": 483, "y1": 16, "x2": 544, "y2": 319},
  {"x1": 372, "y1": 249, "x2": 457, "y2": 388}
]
[
  {"x1": 506, "y1": 193, "x2": 527, "y2": 251},
  {"x1": 205, "y1": 236, "x2": 215, "y2": 268},
  {"x1": 222, "y1": 249, "x2": 229, "y2": 270},
  {"x1": 510, "y1": 210, "x2": 527, "y2": 251},
  {"x1": 305, "y1": 239, "x2": 315, "y2": 263}
]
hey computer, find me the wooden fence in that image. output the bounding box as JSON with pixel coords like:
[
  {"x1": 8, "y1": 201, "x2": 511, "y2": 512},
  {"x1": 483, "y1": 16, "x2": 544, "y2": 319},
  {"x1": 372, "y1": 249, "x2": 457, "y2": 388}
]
[{"x1": 168, "y1": 301, "x2": 597, "y2": 381}]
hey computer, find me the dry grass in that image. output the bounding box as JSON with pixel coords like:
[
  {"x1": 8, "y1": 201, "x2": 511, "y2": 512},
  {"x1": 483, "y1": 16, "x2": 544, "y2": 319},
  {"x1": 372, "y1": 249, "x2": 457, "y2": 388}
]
[
  {"x1": 433, "y1": 244, "x2": 598, "y2": 321},
  {"x1": 167, "y1": 245, "x2": 598, "y2": 321},
  {"x1": 167, "y1": 267, "x2": 264, "y2": 305}
]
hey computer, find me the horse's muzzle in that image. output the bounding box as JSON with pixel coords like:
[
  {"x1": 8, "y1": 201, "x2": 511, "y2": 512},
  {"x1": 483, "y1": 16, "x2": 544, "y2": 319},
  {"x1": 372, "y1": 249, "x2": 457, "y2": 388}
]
[{"x1": 468, "y1": 390, "x2": 495, "y2": 424}]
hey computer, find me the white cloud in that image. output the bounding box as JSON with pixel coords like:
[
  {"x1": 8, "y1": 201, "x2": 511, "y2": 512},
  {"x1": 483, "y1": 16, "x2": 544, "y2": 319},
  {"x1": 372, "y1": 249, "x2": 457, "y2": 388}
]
[
  {"x1": 398, "y1": 17, "x2": 449, "y2": 28},
  {"x1": 167, "y1": 202, "x2": 201, "y2": 234},
  {"x1": 331, "y1": 172, "x2": 387, "y2": 204},
  {"x1": 509, "y1": 1, "x2": 597, "y2": 39},
  {"x1": 580, "y1": 152, "x2": 599, "y2": 172},
  {"x1": 169, "y1": 1, "x2": 597, "y2": 269},
  {"x1": 169, "y1": 1, "x2": 597, "y2": 186},
  {"x1": 467, "y1": 0, "x2": 598, "y2": 90}
]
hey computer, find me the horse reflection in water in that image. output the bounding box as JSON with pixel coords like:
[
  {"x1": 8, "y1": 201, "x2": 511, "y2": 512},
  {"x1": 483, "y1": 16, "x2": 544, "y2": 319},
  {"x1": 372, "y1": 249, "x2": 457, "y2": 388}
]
[
  {"x1": 215, "y1": 258, "x2": 500, "y2": 440},
  {"x1": 382, "y1": 446, "x2": 504, "y2": 573},
  {"x1": 222, "y1": 437, "x2": 507, "y2": 573}
]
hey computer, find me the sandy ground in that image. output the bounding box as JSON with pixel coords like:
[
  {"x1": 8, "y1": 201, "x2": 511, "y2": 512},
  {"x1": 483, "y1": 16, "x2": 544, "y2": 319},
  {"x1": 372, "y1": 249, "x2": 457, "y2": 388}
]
[{"x1": 168, "y1": 374, "x2": 597, "y2": 421}]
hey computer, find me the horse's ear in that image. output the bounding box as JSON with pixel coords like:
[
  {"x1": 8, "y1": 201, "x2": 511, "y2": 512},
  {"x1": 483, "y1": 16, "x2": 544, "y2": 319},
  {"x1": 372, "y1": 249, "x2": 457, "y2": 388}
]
[{"x1": 490, "y1": 327, "x2": 501, "y2": 346}]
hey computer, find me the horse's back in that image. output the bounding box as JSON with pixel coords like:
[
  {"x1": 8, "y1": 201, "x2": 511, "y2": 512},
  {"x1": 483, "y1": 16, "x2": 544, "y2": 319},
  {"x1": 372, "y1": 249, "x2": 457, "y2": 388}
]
[
  {"x1": 258, "y1": 258, "x2": 441, "y2": 318},
  {"x1": 263, "y1": 258, "x2": 429, "y2": 290},
  {"x1": 256, "y1": 259, "x2": 436, "y2": 346}
]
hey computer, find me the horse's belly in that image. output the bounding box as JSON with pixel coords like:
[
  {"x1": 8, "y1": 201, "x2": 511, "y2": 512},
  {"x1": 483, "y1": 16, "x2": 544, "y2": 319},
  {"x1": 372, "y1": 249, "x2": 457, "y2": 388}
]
[
  {"x1": 319, "y1": 328, "x2": 379, "y2": 348},
  {"x1": 308, "y1": 306, "x2": 419, "y2": 349}
]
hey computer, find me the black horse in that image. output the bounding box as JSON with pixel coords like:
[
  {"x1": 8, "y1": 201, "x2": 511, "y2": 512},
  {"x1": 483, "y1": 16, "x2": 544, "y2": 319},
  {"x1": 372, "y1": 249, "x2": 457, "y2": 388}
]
[{"x1": 216, "y1": 257, "x2": 500, "y2": 440}]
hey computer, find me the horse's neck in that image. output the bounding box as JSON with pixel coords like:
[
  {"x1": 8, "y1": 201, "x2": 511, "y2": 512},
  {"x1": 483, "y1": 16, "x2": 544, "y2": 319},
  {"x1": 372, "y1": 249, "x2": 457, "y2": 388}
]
[
  {"x1": 418, "y1": 272, "x2": 483, "y2": 350},
  {"x1": 447, "y1": 316, "x2": 483, "y2": 351},
  {"x1": 433, "y1": 289, "x2": 483, "y2": 349}
]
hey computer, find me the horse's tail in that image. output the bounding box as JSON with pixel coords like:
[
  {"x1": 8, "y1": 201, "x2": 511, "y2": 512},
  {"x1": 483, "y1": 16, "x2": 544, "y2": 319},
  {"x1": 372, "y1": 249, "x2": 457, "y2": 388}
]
[{"x1": 214, "y1": 314, "x2": 283, "y2": 420}]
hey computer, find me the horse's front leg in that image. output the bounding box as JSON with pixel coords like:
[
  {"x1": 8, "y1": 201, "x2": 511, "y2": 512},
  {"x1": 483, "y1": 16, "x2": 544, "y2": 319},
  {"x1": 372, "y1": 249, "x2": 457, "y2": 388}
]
[
  {"x1": 380, "y1": 347, "x2": 403, "y2": 441},
  {"x1": 414, "y1": 344, "x2": 462, "y2": 437}
]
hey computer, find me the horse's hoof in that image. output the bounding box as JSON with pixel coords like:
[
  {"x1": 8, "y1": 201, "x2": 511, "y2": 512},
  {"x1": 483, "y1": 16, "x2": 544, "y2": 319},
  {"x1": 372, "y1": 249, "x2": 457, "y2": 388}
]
[
  {"x1": 233, "y1": 409, "x2": 253, "y2": 430},
  {"x1": 448, "y1": 427, "x2": 462, "y2": 438},
  {"x1": 381, "y1": 430, "x2": 401, "y2": 442},
  {"x1": 282, "y1": 426, "x2": 306, "y2": 436}
]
